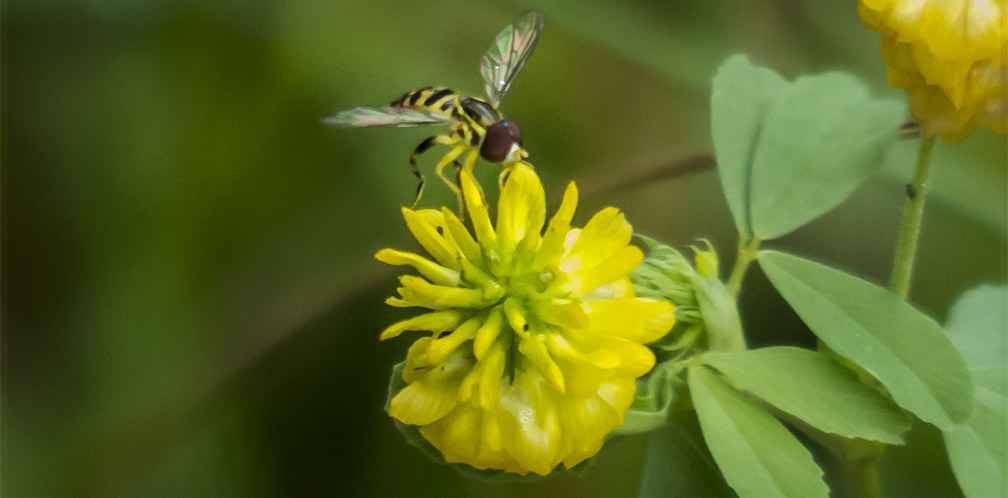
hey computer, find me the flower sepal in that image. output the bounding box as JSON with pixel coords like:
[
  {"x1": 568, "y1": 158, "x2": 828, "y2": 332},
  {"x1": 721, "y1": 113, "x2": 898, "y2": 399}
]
[{"x1": 611, "y1": 358, "x2": 687, "y2": 436}]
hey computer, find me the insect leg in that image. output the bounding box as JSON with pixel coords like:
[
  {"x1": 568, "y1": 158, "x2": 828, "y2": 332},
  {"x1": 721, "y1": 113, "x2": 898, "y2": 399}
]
[
  {"x1": 432, "y1": 144, "x2": 469, "y2": 196},
  {"x1": 409, "y1": 136, "x2": 436, "y2": 207},
  {"x1": 409, "y1": 134, "x2": 455, "y2": 207},
  {"x1": 497, "y1": 146, "x2": 528, "y2": 189},
  {"x1": 461, "y1": 148, "x2": 479, "y2": 174},
  {"x1": 453, "y1": 161, "x2": 466, "y2": 220},
  {"x1": 498, "y1": 164, "x2": 514, "y2": 190}
]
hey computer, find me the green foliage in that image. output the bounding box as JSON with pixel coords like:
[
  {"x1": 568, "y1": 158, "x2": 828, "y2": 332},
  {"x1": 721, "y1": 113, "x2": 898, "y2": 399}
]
[
  {"x1": 712, "y1": 55, "x2": 905, "y2": 240},
  {"x1": 703, "y1": 347, "x2": 910, "y2": 443},
  {"x1": 694, "y1": 275, "x2": 745, "y2": 352},
  {"x1": 371, "y1": 51, "x2": 997, "y2": 498},
  {"x1": 636, "y1": 412, "x2": 734, "y2": 498},
  {"x1": 710, "y1": 55, "x2": 788, "y2": 238},
  {"x1": 631, "y1": 236, "x2": 744, "y2": 352},
  {"x1": 758, "y1": 250, "x2": 975, "y2": 430},
  {"x1": 688, "y1": 365, "x2": 830, "y2": 498},
  {"x1": 631, "y1": 235, "x2": 702, "y2": 310},
  {"x1": 942, "y1": 285, "x2": 1008, "y2": 498},
  {"x1": 628, "y1": 53, "x2": 996, "y2": 498},
  {"x1": 615, "y1": 360, "x2": 685, "y2": 437},
  {"x1": 7, "y1": 2, "x2": 1005, "y2": 496}
]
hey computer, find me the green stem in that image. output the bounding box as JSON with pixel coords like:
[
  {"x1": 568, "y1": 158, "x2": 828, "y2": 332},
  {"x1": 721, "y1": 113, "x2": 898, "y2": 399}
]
[
  {"x1": 889, "y1": 135, "x2": 937, "y2": 299},
  {"x1": 843, "y1": 452, "x2": 884, "y2": 498},
  {"x1": 839, "y1": 135, "x2": 937, "y2": 498},
  {"x1": 725, "y1": 236, "x2": 761, "y2": 298}
]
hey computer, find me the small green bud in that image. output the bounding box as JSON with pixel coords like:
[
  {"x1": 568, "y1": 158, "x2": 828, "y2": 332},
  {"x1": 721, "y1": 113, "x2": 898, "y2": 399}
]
[
  {"x1": 690, "y1": 239, "x2": 720, "y2": 278},
  {"x1": 632, "y1": 235, "x2": 744, "y2": 352}
]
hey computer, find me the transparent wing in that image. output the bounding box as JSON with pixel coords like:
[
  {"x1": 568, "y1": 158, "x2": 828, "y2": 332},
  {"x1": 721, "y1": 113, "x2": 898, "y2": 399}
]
[
  {"x1": 480, "y1": 10, "x2": 544, "y2": 109},
  {"x1": 322, "y1": 106, "x2": 455, "y2": 128}
]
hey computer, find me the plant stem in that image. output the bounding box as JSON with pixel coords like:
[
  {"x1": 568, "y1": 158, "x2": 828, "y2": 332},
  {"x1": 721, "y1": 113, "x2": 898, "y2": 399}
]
[
  {"x1": 725, "y1": 236, "x2": 761, "y2": 298},
  {"x1": 841, "y1": 135, "x2": 937, "y2": 498},
  {"x1": 843, "y1": 452, "x2": 884, "y2": 498},
  {"x1": 889, "y1": 135, "x2": 937, "y2": 299}
]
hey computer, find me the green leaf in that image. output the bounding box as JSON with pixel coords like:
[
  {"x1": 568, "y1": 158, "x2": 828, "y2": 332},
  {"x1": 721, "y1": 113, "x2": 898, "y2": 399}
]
[
  {"x1": 747, "y1": 73, "x2": 903, "y2": 239},
  {"x1": 614, "y1": 359, "x2": 684, "y2": 436},
  {"x1": 695, "y1": 275, "x2": 746, "y2": 352},
  {"x1": 711, "y1": 55, "x2": 904, "y2": 240},
  {"x1": 712, "y1": 54, "x2": 788, "y2": 237},
  {"x1": 637, "y1": 412, "x2": 735, "y2": 498},
  {"x1": 942, "y1": 285, "x2": 1008, "y2": 498},
  {"x1": 688, "y1": 365, "x2": 829, "y2": 498},
  {"x1": 703, "y1": 347, "x2": 910, "y2": 443},
  {"x1": 757, "y1": 250, "x2": 974, "y2": 430}
]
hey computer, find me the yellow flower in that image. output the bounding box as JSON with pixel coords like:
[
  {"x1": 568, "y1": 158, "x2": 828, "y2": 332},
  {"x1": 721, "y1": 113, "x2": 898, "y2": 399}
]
[
  {"x1": 376, "y1": 162, "x2": 676, "y2": 476},
  {"x1": 859, "y1": 0, "x2": 1007, "y2": 143}
]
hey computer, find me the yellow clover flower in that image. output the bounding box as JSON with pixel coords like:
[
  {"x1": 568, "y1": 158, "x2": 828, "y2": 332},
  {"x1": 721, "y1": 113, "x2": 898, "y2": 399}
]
[
  {"x1": 376, "y1": 162, "x2": 676, "y2": 476},
  {"x1": 859, "y1": 0, "x2": 1007, "y2": 143}
]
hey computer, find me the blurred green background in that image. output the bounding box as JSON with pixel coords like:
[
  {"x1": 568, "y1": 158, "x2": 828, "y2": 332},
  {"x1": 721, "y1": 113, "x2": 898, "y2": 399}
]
[{"x1": 3, "y1": 1, "x2": 1004, "y2": 497}]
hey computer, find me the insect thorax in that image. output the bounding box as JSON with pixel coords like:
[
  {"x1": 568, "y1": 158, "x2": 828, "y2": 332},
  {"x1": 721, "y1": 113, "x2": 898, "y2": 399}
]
[{"x1": 459, "y1": 97, "x2": 500, "y2": 127}]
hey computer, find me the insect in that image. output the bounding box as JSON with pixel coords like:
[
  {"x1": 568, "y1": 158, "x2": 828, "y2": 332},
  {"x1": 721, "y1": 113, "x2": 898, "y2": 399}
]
[{"x1": 323, "y1": 10, "x2": 544, "y2": 206}]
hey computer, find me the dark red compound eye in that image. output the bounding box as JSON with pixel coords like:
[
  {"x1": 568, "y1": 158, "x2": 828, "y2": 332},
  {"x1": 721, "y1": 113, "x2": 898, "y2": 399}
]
[{"x1": 480, "y1": 119, "x2": 523, "y2": 163}]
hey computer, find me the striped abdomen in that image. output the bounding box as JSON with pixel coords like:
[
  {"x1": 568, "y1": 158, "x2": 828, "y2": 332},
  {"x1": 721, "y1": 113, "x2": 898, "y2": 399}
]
[{"x1": 391, "y1": 87, "x2": 459, "y2": 116}]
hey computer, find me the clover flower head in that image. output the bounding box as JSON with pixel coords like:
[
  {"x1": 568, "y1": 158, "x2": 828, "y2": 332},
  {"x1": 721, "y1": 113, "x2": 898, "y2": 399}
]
[
  {"x1": 376, "y1": 162, "x2": 676, "y2": 475},
  {"x1": 859, "y1": 0, "x2": 1007, "y2": 143}
]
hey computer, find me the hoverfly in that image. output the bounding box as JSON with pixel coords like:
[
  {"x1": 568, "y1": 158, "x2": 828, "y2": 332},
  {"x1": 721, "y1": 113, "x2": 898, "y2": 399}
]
[{"x1": 323, "y1": 10, "x2": 544, "y2": 206}]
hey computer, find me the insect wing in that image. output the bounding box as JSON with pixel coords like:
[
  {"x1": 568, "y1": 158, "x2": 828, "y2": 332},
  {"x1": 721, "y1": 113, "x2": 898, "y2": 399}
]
[
  {"x1": 480, "y1": 10, "x2": 544, "y2": 109},
  {"x1": 322, "y1": 106, "x2": 455, "y2": 128}
]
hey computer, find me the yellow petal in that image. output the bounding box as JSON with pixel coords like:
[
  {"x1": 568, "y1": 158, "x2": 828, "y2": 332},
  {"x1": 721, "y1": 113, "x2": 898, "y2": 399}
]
[
  {"x1": 396, "y1": 275, "x2": 495, "y2": 309},
  {"x1": 384, "y1": 296, "x2": 413, "y2": 308},
  {"x1": 421, "y1": 402, "x2": 521, "y2": 473},
  {"x1": 499, "y1": 371, "x2": 563, "y2": 475},
  {"x1": 907, "y1": 82, "x2": 977, "y2": 143},
  {"x1": 473, "y1": 306, "x2": 505, "y2": 360},
  {"x1": 389, "y1": 350, "x2": 471, "y2": 425},
  {"x1": 502, "y1": 297, "x2": 533, "y2": 339},
  {"x1": 595, "y1": 377, "x2": 637, "y2": 419},
  {"x1": 581, "y1": 278, "x2": 634, "y2": 302},
  {"x1": 559, "y1": 377, "x2": 637, "y2": 469},
  {"x1": 547, "y1": 331, "x2": 656, "y2": 377},
  {"x1": 402, "y1": 337, "x2": 434, "y2": 384},
  {"x1": 550, "y1": 352, "x2": 607, "y2": 398},
  {"x1": 375, "y1": 249, "x2": 461, "y2": 287},
  {"x1": 427, "y1": 315, "x2": 482, "y2": 365},
  {"x1": 584, "y1": 297, "x2": 676, "y2": 344},
  {"x1": 401, "y1": 208, "x2": 460, "y2": 269},
  {"x1": 455, "y1": 256, "x2": 498, "y2": 291},
  {"x1": 439, "y1": 208, "x2": 483, "y2": 265},
  {"x1": 546, "y1": 333, "x2": 619, "y2": 370},
  {"x1": 861, "y1": 0, "x2": 1008, "y2": 142},
  {"x1": 563, "y1": 245, "x2": 644, "y2": 296},
  {"x1": 534, "y1": 182, "x2": 579, "y2": 268},
  {"x1": 518, "y1": 335, "x2": 566, "y2": 394},
  {"x1": 536, "y1": 299, "x2": 591, "y2": 330},
  {"x1": 379, "y1": 309, "x2": 467, "y2": 340},
  {"x1": 459, "y1": 168, "x2": 497, "y2": 250},
  {"x1": 568, "y1": 207, "x2": 633, "y2": 268},
  {"x1": 495, "y1": 163, "x2": 546, "y2": 252},
  {"x1": 458, "y1": 339, "x2": 506, "y2": 408}
]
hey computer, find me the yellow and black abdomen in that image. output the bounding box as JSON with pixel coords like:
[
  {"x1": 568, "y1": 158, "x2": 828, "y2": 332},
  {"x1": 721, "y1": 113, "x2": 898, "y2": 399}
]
[
  {"x1": 392, "y1": 87, "x2": 492, "y2": 148},
  {"x1": 390, "y1": 87, "x2": 460, "y2": 117}
]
